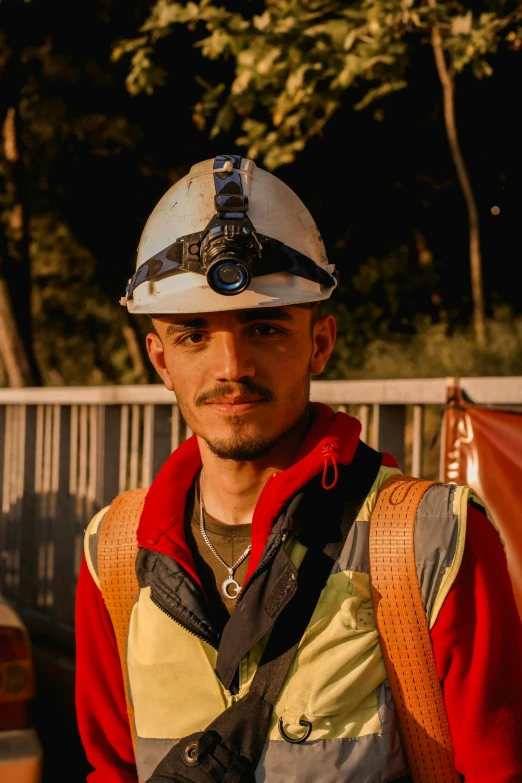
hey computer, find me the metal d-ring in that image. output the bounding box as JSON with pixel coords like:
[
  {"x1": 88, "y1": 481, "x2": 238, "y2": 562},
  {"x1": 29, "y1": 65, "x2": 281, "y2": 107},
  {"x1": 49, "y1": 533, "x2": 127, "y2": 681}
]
[{"x1": 277, "y1": 717, "x2": 313, "y2": 744}]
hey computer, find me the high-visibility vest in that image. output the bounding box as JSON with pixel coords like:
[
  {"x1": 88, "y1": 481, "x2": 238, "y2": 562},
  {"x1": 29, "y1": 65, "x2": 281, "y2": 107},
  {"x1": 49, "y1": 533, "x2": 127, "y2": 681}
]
[{"x1": 85, "y1": 464, "x2": 490, "y2": 782}]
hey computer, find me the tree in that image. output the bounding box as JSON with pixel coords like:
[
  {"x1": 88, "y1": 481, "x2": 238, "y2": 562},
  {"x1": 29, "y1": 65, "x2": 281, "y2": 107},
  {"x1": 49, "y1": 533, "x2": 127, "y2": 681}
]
[
  {"x1": 0, "y1": 0, "x2": 174, "y2": 386},
  {"x1": 0, "y1": 21, "x2": 41, "y2": 385},
  {"x1": 113, "y1": 0, "x2": 522, "y2": 347}
]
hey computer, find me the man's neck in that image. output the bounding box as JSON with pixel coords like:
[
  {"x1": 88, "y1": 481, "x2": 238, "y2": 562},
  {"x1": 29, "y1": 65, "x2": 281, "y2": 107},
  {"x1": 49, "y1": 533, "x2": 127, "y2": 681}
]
[{"x1": 197, "y1": 410, "x2": 310, "y2": 526}]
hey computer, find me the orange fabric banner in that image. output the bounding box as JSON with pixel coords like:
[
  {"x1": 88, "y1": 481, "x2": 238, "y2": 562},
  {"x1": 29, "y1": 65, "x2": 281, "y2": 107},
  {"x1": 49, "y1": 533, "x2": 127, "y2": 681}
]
[{"x1": 443, "y1": 387, "x2": 522, "y2": 616}]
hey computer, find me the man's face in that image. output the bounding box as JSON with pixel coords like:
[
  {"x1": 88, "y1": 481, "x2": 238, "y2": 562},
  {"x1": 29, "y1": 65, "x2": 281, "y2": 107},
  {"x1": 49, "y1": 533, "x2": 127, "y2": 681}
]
[{"x1": 146, "y1": 305, "x2": 336, "y2": 461}]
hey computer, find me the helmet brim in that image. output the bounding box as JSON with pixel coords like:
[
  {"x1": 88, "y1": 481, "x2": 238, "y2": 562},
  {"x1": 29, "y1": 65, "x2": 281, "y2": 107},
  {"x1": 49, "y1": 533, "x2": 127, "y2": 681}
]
[{"x1": 126, "y1": 271, "x2": 336, "y2": 315}]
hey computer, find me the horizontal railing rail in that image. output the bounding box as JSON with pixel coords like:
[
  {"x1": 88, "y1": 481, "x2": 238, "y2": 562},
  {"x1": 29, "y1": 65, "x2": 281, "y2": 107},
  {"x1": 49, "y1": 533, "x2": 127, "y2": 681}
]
[
  {"x1": 2, "y1": 375, "x2": 522, "y2": 405},
  {"x1": 1, "y1": 376, "x2": 522, "y2": 642}
]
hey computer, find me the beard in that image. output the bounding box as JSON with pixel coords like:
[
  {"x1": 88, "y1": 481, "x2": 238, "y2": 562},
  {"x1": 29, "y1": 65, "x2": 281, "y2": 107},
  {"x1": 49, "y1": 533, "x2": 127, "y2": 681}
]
[
  {"x1": 173, "y1": 374, "x2": 311, "y2": 463},
  {"x1": 204, "y1": 422, "x2": 275, "y2": 462}
]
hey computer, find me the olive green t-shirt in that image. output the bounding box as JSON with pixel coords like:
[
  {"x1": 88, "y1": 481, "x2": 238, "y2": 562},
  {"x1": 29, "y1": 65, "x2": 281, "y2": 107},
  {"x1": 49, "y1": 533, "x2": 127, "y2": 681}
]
[{"x1": 184, "y1": 482, "x2": 251, "y2": 634}]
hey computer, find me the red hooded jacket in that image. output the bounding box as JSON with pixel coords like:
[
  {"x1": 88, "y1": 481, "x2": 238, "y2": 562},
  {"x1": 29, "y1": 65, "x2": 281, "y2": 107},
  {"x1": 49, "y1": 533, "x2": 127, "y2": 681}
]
[{"x1": 76, "y1": 404, "x2": 522, "y2": 781}]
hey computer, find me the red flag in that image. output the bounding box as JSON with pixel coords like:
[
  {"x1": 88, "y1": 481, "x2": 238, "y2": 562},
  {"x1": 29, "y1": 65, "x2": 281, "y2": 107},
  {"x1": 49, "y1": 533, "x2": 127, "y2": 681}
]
[{"x1": 444, "y1": 386, "x2": 522, "y2": 617}]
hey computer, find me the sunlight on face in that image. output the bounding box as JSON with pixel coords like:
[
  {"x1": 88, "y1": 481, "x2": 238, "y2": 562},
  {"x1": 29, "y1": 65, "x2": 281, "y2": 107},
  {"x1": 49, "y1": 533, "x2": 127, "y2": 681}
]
[{"x1": 148, "y1": 306, "x2": 320, "y2": 461}]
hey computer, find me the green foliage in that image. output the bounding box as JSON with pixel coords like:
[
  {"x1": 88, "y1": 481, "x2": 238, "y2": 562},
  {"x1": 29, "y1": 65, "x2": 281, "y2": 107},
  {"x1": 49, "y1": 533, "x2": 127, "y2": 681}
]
[
  {"x1": 112, "y1": 37, "x2": 168, "y2": 96},
  {"x1": 326, "y1": 308, "x2": 522, "y2": 381},
  {"x1": 30, "y1": 215, "x2": 138, "y2": 385},
  {"x1": 114, "y1": 0, "x2": 522, "y2": 169}
]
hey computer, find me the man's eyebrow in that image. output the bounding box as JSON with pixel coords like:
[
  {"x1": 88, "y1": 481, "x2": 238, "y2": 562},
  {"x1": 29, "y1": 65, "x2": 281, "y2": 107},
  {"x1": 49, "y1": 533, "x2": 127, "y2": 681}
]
[
  {"x1": 164, "y1": 309, "x2": 294, "y2": 335},
  {"x1": 165, "y1": 318, "x2": 208, "y2": 336},
  {"x1": 237, "y1": 308, "x2": 294, "y2": 323}
]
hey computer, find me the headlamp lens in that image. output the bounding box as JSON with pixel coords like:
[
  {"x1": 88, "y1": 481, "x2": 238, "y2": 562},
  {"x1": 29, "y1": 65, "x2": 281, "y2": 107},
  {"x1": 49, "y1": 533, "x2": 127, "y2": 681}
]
[
  {"x1": 217, "y1": 265, "x2": 242, "y2": 285},
  {"x1": 208, "y1": 261, "x2": 251, "y2": 295}
]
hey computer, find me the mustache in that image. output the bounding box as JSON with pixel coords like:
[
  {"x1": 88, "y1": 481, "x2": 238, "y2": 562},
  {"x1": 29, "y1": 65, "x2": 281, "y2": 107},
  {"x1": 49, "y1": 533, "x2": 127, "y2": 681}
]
[{"x1": 196, "y1": 382, "x2": 274, "y2": 406}]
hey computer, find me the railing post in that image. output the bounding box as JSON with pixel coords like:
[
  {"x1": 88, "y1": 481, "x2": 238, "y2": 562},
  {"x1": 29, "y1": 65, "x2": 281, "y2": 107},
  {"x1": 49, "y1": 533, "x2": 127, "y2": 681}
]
[
  {"x1": 0, "y1": 405, "x2": 5, "y2": 592},
  {"x1": 119, "y1": 404, "x2": 129, "y2": 495},
  {"x1": 412, "y1": 405, "x2": 424, "y2": 477},
  {"x1": 19, "y1": 406, "x2": 38, "y2": 607},
  {"x1": 372, "y1": 404, "x2": 406, "y2": 470},
  {"x1": 53, "y1": 405, "x2": 75, "y2": 626},
  {"x1": 142, "y1": 405, "x2": 154, "y2": 489},
  {"x1": 153, "y1": 405, "x2": 174, "y2": 481},
  {"x1": 358, "y1": 404, "x2": 370, "y2": 443},
  {"x1": 100, "y1": 405, "x2": 122, "y2": 505},
  {"x1": 36, "y1": 404, "x2": 54, "y2": 609},
  {"x1": 129, "y1": 405, "x2": 141, "y2": 490},
  {"x1": 171, "y1": 405, "x2": 181, "y2": 452},
  {"x1": 2, "y1": 406, "x2": 16, "y2": 598}
]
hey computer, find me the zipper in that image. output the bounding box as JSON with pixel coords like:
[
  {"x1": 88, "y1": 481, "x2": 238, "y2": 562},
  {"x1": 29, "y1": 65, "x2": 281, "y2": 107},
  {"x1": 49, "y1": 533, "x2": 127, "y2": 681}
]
[
  {"x1": 150, "y1": 590, "x2": 219, "y2": 650},
  {"x1": 148, "y1": 472, "x2": 285, "y2": 693}
]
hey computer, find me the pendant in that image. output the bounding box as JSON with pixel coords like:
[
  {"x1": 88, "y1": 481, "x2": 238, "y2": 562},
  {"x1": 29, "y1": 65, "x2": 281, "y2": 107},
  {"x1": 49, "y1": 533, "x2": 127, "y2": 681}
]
[{"x1": 222, "y1": 577, "x2": 241, "y2": 600}]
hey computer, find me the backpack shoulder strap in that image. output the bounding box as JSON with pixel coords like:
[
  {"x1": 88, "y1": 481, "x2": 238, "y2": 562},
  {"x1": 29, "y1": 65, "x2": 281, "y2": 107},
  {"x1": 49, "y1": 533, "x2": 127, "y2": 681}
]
[
  {"x1": 369, "y1": 474, "x2": 460, "y2": 783},
  {"x1": 97, "y1": 488, "x2": 148, "y2": 755}
]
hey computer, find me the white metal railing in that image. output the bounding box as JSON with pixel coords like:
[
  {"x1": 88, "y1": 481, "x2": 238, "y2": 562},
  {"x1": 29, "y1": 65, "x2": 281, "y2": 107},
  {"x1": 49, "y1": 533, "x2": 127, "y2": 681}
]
[
  {"x1": 3, "y1": 375, "x2": 522, "y2": 405},
  {"x1": 1, "y1": 376, "x2": 522, "y2": 634}
]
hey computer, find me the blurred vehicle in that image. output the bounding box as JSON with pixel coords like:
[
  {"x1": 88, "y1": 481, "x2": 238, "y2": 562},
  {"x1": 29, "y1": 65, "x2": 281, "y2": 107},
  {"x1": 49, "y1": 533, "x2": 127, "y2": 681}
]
[{"x1": 0, "y1": 597, "x2": 42, "y2": 783}]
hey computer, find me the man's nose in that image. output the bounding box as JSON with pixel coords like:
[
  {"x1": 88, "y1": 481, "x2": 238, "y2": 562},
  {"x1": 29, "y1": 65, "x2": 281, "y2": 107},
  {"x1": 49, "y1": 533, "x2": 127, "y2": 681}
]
[{"x1": 213, "y1": 333, "x2": 255, "y2": 382}]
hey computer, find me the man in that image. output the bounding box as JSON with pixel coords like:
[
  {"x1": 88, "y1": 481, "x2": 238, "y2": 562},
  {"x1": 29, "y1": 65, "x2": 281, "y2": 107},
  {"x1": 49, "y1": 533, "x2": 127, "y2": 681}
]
[{"x1": 76, "y1": 155, "x2": 522, "y2": 782}]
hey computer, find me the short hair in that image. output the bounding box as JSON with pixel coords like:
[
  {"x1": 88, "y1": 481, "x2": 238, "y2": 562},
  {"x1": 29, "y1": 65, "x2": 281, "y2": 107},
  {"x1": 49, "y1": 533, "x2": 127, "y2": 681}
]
[{"x1": 295, "y1": 302, "x2": 322, "y2": 332}]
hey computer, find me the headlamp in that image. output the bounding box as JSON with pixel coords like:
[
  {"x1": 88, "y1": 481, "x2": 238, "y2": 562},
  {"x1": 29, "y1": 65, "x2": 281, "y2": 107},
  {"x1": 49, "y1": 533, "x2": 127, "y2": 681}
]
[{"x1": 201, "y1": 224, "x2": 255, "y2": 296}]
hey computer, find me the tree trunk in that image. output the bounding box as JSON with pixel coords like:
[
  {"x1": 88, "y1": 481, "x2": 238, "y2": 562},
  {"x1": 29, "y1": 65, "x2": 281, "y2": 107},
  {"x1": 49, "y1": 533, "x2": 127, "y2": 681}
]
[
  {"x1": 0, "y1": 34, "x2": 41, "y2": 386},
  {"x1": 428, "y1": 1, "x2": 486, "y2": 348},
  {"x1": 0, "y1": 275, "x2": 34, "y2": 386},
  {"x1": 118, "y1": 308, "x2": 150, "y2": 383}
]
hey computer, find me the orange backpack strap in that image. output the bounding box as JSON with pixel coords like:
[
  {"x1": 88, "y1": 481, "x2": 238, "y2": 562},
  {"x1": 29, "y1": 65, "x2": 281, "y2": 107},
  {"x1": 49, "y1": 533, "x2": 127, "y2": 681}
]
[
  {"x1": 369, "y1": 475, "x2": 461, "y2": 783},
  {"x1": 97, "y1": 488, "x2": 148, "y2": 755}
]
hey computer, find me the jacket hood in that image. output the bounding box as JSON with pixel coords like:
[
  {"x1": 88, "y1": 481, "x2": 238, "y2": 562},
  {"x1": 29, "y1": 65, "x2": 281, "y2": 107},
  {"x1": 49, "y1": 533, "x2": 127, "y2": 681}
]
[{"x1": 137, "y1": 402, "x2": 370, "y2": 587}]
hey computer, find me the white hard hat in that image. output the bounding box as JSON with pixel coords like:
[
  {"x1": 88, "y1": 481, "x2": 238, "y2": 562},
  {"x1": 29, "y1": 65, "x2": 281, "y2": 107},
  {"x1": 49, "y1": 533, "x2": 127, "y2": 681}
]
[{"x1": 121, "y1": 154, "x2": 338, "y2": 314}]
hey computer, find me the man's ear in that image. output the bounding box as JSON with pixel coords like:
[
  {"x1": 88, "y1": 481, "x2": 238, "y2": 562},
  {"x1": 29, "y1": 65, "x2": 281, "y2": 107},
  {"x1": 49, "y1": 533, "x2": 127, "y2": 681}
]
[
  {"x1": 309, "y1": 314, "x2": 336, "y2": 375},
  {"x1": 146, "y1": 332, "x2": 174, "y2": 391}
]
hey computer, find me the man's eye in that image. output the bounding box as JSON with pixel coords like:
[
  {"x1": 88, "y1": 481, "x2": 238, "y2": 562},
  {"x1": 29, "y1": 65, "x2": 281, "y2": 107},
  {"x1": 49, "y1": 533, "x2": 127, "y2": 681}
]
[
  {"x1": 182, "y1": 332, "x2": 205, "y2": 345},
  {"x1": 253, "y1": 325, "x2": 281, "y2": 336}
]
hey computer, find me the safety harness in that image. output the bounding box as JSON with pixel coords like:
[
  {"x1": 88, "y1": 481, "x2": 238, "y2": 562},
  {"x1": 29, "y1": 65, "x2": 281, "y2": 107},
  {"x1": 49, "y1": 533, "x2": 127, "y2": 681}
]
[{"x1": 97, "y1": 450, "x2": 460, "y2": 783}]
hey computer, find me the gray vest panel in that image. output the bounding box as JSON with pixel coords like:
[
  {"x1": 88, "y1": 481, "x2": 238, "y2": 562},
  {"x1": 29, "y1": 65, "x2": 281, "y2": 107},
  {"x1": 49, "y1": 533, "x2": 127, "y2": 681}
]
[
  {"x1": 135, "y1": 683, "x2": 408, "y2": 783},
  {"x1": 339, "y1": 483, "x2": 458, "y2": 620}
]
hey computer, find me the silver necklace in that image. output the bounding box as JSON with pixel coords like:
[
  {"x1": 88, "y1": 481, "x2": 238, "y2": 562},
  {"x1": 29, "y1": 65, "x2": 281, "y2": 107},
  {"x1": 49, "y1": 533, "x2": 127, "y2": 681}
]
[{"x1": 199, "y1": 469, "x2": 251, "y2": 600}]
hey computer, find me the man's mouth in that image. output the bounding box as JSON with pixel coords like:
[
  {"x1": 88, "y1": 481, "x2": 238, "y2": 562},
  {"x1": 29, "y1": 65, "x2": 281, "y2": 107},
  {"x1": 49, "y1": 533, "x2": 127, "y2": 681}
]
[{"x1": 205, "y1": 395, "x2": 266, "y2": 413}]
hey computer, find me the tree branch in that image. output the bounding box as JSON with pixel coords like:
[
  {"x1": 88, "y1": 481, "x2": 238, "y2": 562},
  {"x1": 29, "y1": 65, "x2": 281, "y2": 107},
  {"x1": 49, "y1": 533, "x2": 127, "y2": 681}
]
[
  {"x1": 427, "y1": 0, "x2": 486, "y2": 348},
  {"x1": 493, "y1": 5, "x2": 522, "y2": 34}
]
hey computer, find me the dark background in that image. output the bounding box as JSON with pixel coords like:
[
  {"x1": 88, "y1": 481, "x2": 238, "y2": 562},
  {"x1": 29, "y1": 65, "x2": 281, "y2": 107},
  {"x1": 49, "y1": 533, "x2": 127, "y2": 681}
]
[{"x1": 1, "y1": 1, "x2": 521, "y2": 779}]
